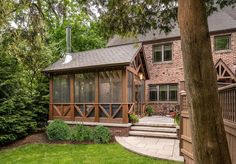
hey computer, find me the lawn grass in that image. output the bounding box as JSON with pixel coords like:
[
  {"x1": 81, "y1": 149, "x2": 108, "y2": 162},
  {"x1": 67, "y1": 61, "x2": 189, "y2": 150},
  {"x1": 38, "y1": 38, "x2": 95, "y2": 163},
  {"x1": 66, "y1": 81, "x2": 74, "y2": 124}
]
[{"x1": 0, "y1": 143, "x2": 182, "y2": 164}]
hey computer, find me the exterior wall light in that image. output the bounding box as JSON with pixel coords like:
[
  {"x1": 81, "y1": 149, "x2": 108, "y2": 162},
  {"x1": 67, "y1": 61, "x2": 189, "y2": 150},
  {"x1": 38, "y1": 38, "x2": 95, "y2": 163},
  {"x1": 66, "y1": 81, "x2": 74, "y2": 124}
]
[{"x1": 139, "y1": 73, "x2": 143, "y2": 80}]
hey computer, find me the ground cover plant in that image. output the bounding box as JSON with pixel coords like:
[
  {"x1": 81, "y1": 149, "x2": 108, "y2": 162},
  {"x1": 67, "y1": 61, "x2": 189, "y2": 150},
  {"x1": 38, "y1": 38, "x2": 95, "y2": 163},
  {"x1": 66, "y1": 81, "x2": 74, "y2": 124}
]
[{"x1": 0, "y1": 144, "x2": 183, "y2": 164}]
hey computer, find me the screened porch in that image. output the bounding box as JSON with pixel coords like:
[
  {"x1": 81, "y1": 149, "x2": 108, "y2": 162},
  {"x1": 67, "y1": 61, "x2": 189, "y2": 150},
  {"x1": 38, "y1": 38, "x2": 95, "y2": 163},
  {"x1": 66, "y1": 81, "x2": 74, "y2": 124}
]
[{"x1": 45, "y1": 44, "x2": 149, "y2": 123}]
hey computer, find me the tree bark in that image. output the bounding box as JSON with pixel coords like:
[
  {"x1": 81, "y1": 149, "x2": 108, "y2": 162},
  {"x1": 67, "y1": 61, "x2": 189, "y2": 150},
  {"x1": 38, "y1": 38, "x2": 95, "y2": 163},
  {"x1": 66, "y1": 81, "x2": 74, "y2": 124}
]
[{"x1": 178, "y1": 0, "x2": 231, "y2": 164}]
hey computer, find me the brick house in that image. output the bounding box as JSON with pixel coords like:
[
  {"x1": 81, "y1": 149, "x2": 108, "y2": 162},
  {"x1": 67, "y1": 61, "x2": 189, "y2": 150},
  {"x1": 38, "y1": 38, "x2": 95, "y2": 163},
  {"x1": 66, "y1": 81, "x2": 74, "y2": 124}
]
[
  {"x1": 45, "y1": 7, "x2": 236, "y2": 122},
  {"x1": 107, "y1": 7, "x2": 236, "y2": 115}
]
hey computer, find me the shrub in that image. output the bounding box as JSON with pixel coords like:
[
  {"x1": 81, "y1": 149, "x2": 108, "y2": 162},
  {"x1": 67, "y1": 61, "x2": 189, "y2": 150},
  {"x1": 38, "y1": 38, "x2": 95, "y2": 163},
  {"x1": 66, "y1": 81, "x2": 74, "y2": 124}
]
[
  {"x1": 146, "y1": 105, "x2": 154, "y2": 116},
  {"x1": 129, "y1": 113, "x2": 139, "y2": 123},
  {"x1": 71, "y1": 124, "x2": 93, "y2": 142},
  {"x1": 93, "y1": 125, "x2": 111, "y2": 144},
  {"x1": 46, "y1": 120, "x2": 70, "y2": 140},
  {"x1": 174, "y1": 112, "x2": 180, "y2": 126}
]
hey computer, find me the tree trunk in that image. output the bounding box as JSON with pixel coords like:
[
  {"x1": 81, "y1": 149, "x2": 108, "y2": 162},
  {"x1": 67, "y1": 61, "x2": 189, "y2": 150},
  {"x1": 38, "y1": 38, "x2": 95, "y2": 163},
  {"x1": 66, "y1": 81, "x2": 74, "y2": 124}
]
[{"x1": 178, "y1": 0, "x2": 231, "y2": 164}]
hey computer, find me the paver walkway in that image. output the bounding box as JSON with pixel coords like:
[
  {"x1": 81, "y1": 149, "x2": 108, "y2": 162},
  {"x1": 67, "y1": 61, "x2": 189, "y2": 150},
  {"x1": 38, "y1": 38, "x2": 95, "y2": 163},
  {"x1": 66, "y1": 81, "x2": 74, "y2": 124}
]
[
  {"x1": 116, "y1": 136, "x2": 184, "y2": 162},
  {"x1": 116, "y1": 116, "x2": 183, "y2": 162}
]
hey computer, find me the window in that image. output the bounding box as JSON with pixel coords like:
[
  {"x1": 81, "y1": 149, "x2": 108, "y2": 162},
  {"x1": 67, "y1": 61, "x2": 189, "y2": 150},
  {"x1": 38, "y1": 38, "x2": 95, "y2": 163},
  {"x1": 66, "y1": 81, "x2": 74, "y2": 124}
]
[
  {"x1": 215, "y1": 35, "x2": 231, "y2": 51},
  {"x1": 53, "y1": 75, "x2": 70, "y2": 103},
  {"x1": 149, "y1": 84, "x2": 178, "y2": 101},
  {"x1": 75, "y1": 73, "x2": 95, "y2": 103},
  {"x1": 149, "y1": 86, "x2": 157, "y2": 101},
  {"x1": 153, "y1": 43, "x2": 172, "y2": 62}
]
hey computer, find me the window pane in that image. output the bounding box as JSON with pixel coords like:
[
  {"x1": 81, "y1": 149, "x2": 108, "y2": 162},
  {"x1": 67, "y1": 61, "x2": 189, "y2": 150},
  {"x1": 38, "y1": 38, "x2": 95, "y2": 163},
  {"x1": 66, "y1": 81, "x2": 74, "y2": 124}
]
[
  {"x1": 215, "y1": 36, "x2": 230, "y2": 50},
  {"x1": 169, "y1": 85, "x2": 178, "y2": 101},
  {"x1": 159, "y1": 85, "x2": 167, "y2": 101},
  {"x1": 53, "y1": 75, "x2": 70, "y2": 103},
  {"x1": 164, "y1": 44, "x2": 172, "y2": 61},
  {"x1": 153, "y1": 45, "x2": 162, "y2": 62},
  {"x1": 75, "y1": 73, "x2": 95, "y2": 103},
  {"x1": 149, "y1": 86, "x2": 157, "y2": 101}
]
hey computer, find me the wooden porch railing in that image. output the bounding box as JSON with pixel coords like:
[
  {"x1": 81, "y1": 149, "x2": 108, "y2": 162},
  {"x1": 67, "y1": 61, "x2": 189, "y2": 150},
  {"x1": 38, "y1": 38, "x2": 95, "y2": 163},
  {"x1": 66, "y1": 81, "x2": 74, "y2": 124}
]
[
  {"x1": 219, "y1": 84, "x2": 236, "y2": 123},
  {"x1": 180, "y1": 84, "x2": 236, "y2": 164},
  {"x1": 50, "y1": 102, "x2": 140, "y2": 123}
]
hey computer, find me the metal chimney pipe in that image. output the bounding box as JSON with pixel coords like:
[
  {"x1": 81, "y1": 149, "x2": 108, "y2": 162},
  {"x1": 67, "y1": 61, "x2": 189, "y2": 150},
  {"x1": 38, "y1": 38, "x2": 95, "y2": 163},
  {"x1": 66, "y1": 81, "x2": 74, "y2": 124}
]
[{"x1": 66, "y1": 26, "x2": 71, "y2": 53}]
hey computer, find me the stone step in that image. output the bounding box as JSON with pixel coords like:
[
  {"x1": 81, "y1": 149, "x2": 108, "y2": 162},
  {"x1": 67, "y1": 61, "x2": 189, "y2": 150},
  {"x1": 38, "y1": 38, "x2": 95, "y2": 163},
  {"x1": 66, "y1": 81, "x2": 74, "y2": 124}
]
[
  {"x1": 131, "y1": 126, "x2": 176, "y2": 133},
  {"x1": 133, "y1": 122, "x2": 176, "y2": 128},
  {"x1": 129, "y1": 131, "x2": 178, "y2": 139}
]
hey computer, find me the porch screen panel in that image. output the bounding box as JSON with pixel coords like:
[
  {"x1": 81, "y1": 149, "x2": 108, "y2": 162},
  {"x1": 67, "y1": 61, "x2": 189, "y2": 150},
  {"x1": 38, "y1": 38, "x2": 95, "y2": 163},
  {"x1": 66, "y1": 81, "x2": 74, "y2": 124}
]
[
  {"x1": 75, "y1": 73, "x2": 95, "y2": 103},
  {"x1": 99, "y1": 70, "x2": 122, "y2": 103},
  {"x1": 111, "y1": 71, "x2": 122, "y2": 102},
  {"x1": 128, "y1": 71, "x2": 133, "y2": 103},
  {"x1": 53, "y1": 75, "x2": 70, "y2": 103}
]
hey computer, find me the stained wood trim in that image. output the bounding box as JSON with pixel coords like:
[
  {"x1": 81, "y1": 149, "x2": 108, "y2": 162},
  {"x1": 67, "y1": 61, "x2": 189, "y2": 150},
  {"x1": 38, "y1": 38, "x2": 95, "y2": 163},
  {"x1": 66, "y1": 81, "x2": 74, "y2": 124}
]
[
  {"x1": 112, "y1": 105, "x2": 122, "y2": 118},
  {"x1": 49, "y1": 77, "x2": 53, "y2": 120},
  {"x1": 181, "y1": 149, "x2": 194, "y2": 159},
  {"x1": 53, "y1": 105, "x2": 62, "y2": 116},
  {"x1": 85, "y1": 105, "x2": 95, "y2": 117},
  {"x1": 215, "y1": 59, "x2": 236, "y2": 82},
  {"x1": 99, "y1": 105, "x2": 110, "y2": 118},
  {"x1": 181, "y1": 135, "x2": 192, "y2": 143},
  {"x1": 75, "y1": 105, "x2": 84, "y2": 117},
  {"x1": 122, "y1": 69, "x2": 129, "y2": 123},
  {"x1": 64, "y1": 105, "x2": 71, "y2": 116}
]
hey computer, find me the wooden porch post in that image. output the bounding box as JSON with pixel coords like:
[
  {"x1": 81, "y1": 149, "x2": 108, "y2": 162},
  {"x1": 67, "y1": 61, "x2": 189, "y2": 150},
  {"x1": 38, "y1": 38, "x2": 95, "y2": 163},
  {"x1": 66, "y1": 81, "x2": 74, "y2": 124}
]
[
  {"x1": 49, "y1": 75, "x2": 53, "y2": 120},
  {"x1": 95, "y1": 72, "x2": 99, "y2": 122},
  {"x1": 122, "y1": 68, "x2": 129, "y2": 123},
  {"x1": 70, "y1": 74, "x2": 75, "y2": 120}
]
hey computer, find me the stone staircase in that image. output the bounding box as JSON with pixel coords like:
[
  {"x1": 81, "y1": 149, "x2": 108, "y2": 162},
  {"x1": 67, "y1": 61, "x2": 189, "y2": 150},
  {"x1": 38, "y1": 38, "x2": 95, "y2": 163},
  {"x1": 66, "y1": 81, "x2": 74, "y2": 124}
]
[{"x1": 129, "y1": 122, "x2": 178, "y2": 139}]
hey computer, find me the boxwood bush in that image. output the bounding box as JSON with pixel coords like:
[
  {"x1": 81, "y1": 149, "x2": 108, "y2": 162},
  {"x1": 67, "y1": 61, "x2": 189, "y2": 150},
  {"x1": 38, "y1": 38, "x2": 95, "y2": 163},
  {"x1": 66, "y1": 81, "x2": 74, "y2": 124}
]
[
  {"x1": 46, "y1": 120, "x2": 70, "y2": 140},
  {"x1": 71, "y1": 124, "x2": 93, "y2": 142},
  {"x1": 93, "y1": 125, "x2": 111, "y2": 144}
]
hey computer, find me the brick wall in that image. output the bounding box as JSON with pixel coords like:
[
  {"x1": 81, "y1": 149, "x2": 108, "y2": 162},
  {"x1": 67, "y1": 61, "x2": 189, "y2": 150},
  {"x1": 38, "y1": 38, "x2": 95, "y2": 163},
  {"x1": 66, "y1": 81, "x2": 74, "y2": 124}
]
[{"x1": 144, "y1": 32, "x2": 236, "y2": 115}]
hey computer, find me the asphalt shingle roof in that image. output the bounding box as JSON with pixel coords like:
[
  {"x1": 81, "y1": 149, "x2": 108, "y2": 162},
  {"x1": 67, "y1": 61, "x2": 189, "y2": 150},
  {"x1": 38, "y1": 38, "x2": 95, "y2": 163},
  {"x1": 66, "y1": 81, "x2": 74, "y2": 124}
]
[
  {"x1": 44, "y1": 43, "x2": 142, "y2": 72},
  {"x1": 107, "y1": 6, "x2": 236, "y2": 47}
]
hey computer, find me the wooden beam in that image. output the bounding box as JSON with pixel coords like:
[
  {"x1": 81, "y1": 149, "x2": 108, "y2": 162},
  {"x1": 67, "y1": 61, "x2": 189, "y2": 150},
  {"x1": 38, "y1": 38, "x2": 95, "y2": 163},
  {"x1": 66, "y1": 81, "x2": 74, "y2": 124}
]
[
  {"x1": 127, "y1": 66, "x2": 138, "y2": 75},
  {"x1": 122, "y1": 69, "x2": 129, "y2": 123},
  {"x1": 49, "y1": 76, "x2": 53, "y2": 120},
  {"x1": 70, "y1": 74, "x2": 75, "y2": 120},
  {"x1": 95, "y1": 72, "x2": 99, "y2": 122}
]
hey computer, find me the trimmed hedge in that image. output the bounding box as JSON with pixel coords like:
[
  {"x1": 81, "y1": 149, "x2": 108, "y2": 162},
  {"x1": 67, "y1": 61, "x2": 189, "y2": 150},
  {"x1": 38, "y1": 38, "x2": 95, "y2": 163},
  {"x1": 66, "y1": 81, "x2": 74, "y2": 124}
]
[
  {"x1": 93, "y1": 125, "x2": 111, "y2": 144},
  {"x1": 46, "y1": 120, "x2": 70, "y2": 140},
  {"x1": 71, "y1": 124, "x2": 93, "y2": 142}
]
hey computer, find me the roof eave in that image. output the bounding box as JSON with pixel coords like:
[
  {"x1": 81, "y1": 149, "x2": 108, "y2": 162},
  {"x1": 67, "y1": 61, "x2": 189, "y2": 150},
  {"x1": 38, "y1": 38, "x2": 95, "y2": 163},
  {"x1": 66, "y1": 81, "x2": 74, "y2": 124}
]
[{"x1": 43, "y1": 62, "x2": 130, "y2": 74}]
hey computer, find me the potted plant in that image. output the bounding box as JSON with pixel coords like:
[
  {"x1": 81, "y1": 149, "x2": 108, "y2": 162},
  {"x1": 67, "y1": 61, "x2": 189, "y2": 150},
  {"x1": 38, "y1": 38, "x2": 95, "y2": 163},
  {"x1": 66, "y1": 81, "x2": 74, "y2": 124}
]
[
  {"x1": 129, "y1": 113, "x2": 139, "y2": 124},
  {"x1": 146, "y1": 105, "x2": 154, "y2": 116}
]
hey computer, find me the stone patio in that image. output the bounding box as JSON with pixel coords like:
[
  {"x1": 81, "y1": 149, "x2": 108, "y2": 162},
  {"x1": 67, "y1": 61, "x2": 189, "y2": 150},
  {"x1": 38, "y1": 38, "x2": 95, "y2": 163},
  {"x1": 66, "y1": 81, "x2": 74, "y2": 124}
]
[
  {"x1": 116, "y1": 116, "x2": 183, "y2": 162},
  {"x1": 116, "y1": 136, "x2": 183, "y2": 162},
  {"x1": 139, "y1": 115, "x2": 174, "y2": 124}
]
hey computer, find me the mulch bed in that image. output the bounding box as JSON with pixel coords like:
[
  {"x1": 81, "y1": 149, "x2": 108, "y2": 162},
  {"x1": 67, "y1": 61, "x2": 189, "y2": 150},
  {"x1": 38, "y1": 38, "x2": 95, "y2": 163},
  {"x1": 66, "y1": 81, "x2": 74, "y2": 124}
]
[{"x1": 0, "y1": 131, "x2": 116, "y2": 151}]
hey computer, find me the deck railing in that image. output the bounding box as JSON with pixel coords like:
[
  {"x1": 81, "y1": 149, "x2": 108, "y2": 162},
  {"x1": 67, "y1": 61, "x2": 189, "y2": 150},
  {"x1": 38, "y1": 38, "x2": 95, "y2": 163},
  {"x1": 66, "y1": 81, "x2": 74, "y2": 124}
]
[
  {"x1": 219, "y1": 84, "x2": 236, "y2": 123},
  {"x1": 50, "y1": 102, "x2": 141, "y2": 123},
  {"x1": 180, "y1": 83, "x2": 236, "y2": 163}
]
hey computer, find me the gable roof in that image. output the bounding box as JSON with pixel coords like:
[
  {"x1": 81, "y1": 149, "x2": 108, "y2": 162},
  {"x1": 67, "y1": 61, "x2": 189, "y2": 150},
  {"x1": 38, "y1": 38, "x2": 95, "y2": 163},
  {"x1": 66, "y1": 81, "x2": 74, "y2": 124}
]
[
  {"x1": 44, "y1": 43, "x2": 142, "y2": 73},
  {"x1": 215, "y1": 59, "x2": 236, "y2": 82},
  {"x1": 107, "y1": 6, "x2": 236, "y2": 47}
]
